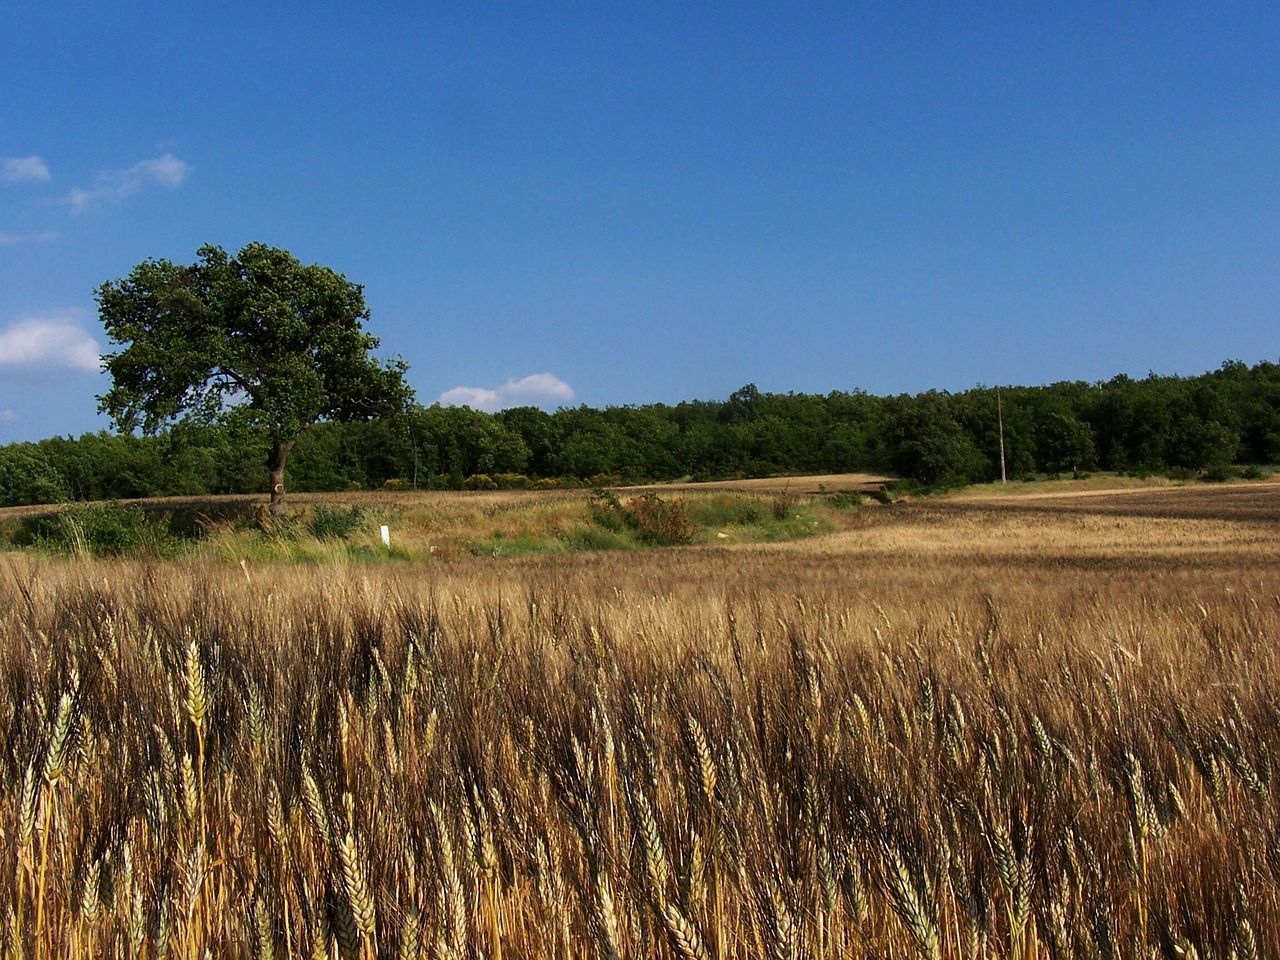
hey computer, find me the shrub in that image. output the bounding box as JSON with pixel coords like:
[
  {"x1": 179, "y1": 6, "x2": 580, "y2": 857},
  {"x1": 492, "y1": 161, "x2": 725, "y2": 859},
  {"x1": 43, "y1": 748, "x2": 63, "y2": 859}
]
[
  {"x1": 587, "y1": 489, "x2": 628, "y2": 533},
  {"x1": 35, "y1": 502, "x2": 173, "y2": 556},
  {"x1": 1201, "y1": 462, "x2": 1237, "y2": 483},
  {"x1": 825, "y1": 491, "x2": 863, "y2": 509},
  {"x1": 625, "y1": 493, "x2": 696, "y2": 546},
  {"x1": 587, "y1": 490, "x2": 697, "y2": 545},
  {"x1": 771, "y1": 493, "x2": 797, "y2": 521},
  {"x1": 463, "y1": 474, "x2": 499, "y2": 491},
  {"x1": 493, "y1": 473, "x2": 531, "y2": 490},
  {"x1": 307, "y1": 504, "x2": 366, "y2": 540}
]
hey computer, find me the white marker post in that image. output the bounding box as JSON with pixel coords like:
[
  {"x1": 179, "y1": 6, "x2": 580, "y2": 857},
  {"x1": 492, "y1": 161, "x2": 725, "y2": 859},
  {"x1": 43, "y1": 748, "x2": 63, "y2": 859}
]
[{"x1": 380, "y1": 525, "x2": 391, "y2": 547}]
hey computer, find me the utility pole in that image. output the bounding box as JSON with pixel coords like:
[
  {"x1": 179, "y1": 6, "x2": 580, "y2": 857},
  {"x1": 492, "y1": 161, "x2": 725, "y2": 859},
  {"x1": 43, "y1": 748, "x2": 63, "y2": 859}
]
[{"x1": 997, "y1": 387, "x2": 1008, "y2": 484}]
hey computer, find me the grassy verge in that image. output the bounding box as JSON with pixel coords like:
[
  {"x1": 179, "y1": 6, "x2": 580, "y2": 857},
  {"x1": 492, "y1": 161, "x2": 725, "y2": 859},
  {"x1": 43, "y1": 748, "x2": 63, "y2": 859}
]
[{"x1": 0, "y1": 488, "x2": 859, "y2": 562}]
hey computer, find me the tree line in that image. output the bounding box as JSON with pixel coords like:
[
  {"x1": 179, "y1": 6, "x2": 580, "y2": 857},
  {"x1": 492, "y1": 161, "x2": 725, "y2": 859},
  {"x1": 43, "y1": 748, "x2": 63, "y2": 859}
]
[{"x1": 1, "y1": 359, "x2": 1277, "y2": 507}]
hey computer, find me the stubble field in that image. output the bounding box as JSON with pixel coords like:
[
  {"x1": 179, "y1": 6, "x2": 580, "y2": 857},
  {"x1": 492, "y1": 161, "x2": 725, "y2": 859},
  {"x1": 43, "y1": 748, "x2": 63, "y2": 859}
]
[{"x1": 1, "y1": 478, "x2": 1278, "y2": 958}]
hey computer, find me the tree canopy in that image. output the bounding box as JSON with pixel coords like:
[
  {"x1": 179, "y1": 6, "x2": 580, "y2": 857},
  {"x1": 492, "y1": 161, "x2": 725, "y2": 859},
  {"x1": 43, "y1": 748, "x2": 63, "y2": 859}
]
[
  {"x1": 0, "y1": 357, "x2": 1270, "y2": 510},
  {"x1": 97, "y1": 243, "x2": 412, "y2": 512}
]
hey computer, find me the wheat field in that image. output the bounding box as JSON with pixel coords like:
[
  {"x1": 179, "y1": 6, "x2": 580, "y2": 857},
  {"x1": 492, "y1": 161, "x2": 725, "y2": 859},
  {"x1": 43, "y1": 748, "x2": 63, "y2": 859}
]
[{"x1": 1, "y1": 480, "x2": 1278, "y2": 959}]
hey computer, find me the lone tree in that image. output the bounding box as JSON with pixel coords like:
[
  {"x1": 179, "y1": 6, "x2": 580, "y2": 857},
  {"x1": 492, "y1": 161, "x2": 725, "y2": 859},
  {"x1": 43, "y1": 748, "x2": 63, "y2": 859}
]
[{"x1": 97, "y1": 242, "x2": 413, "y2": 514}]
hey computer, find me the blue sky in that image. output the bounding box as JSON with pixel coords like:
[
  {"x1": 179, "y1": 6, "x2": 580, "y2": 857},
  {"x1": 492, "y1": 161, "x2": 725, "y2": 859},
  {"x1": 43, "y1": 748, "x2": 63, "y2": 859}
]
[{"x1": 2, "y1": 2, "x2": 1277, "y2": 443}]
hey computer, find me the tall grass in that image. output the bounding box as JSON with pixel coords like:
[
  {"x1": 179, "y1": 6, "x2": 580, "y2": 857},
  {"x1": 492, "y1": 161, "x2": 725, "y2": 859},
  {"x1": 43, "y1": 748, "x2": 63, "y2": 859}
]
[{"x1": 0, "y1": 519, "x2": 1277, "y2": 957}]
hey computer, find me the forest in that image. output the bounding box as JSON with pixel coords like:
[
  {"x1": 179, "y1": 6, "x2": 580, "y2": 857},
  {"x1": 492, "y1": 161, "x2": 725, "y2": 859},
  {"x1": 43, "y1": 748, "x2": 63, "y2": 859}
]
[{"x1": 1, "y1": 359, "x2": 1277, "y2": 507}]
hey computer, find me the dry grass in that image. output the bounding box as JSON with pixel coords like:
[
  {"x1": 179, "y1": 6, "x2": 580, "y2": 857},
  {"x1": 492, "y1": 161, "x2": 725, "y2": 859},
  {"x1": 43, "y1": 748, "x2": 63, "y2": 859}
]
[
  {"x1": 0, "y1": 480, "x2": 1278, "y2": 958},
  {"x1": 623, "y1": 472, "x2": 891, "y2": 496}
]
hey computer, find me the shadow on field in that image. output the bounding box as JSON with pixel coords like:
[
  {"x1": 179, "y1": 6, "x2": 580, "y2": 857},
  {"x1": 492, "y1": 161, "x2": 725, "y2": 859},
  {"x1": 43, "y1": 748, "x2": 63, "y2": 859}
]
[{"x1": 924, "y1": 483, "x2": 1280, "y2": 525}]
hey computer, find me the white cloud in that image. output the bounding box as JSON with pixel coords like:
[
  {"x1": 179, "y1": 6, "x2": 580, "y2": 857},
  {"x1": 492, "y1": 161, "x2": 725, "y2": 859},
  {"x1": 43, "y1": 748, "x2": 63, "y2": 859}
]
[
  {"x1": 2, "y1": 156, "x2": 51, "y2": 183},
  {"x1": 0, "y1": 312, "x2": 101, "y2": 373},
  {"x1": 0, "y1": 230, "x2": 58, "y2": 245},
  {"x1": 0, "y1": 409, "x2": 16, "y2": 423},
  {"x1": 439, "y1": 372, "x2": 574, "y2": 412},
  {"x1": 135, "y1": 153, "x2": 188, "y2": 187},
  {"x1": 65, "y1": 152, "x2": 189, "y2": 214}
]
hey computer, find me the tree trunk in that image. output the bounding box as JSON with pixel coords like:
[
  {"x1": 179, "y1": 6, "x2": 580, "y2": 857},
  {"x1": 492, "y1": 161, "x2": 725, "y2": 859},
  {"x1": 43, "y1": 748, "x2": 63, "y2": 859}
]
[{"x1": 267, "y1": 440, "x2": 294, "y2": 517}]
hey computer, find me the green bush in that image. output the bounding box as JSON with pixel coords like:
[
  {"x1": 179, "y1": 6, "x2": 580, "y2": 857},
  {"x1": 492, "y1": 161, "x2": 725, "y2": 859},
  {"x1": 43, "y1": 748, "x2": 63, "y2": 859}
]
[
  {"x1": 32, "y1": 502, "x2": 174, "y2": 556},
  {"x1": 587, "y1": 490, "x2": 697, "y2": 546},
  {"x1": 1201, "y1": 463, "x2": 1237, "y2": 483},
  {"x1": 825, "y1": 491, "x2": 863, "y2": 509},
  {"x1": 588, "y1": 489, "x2": 629, "y2": 533},
  {"x1": 307, "y1": 504, "x2": 366, "y2": 540},
  {"x1": 771, "y1": 493, "x2": 797, "y2": 521},
  {"x1": 463, "y1": 474, "x2": 499, "y2": 491},
  {"x1": 493, "y1": 473, "x2": 531, "y2": 490}
]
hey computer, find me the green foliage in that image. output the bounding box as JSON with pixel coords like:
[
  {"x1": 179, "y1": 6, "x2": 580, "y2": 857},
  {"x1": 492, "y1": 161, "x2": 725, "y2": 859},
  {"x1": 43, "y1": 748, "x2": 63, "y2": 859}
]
[
  {"x1": 771, "y1": 492, "x2": 797, "y2": 521},
  {"x1": 492, "y1": 473, "x2": 531, "y2": 489},
  {"x1": 685, "y1": 494, "x2": 765, "y2": 527},
  {"x1": 468, "y1": 530, "x2": 567, "y2": 558},
  {"x1": 5, "y1": 358, "x2": 1280, "y2": 508},
  {"x1": 1201, "y1": 462, "x2": 1238, "y2": 483},
  {"x1": 1169, "y1": 416, "x2": 1239, "y2": 472},
  {"x1": 587, "y1": 490, "x2": 697, "y2": 545},
  {"x1": 96, "y1": 243, "x2": 413, "y2": 506},
  {"x1": 306, "y1": 504, "x2": 366, "y2": 540},
  {"x1": 98, "y1": 243, "x2": 412, "y2": 438},
  {"x1": 32, "y1": 503, "x2": 177, "y2": 557},
  {"x1": 825, "y1": 491, "x2": 863, "y2": 509},
  {"x1": 625, "y1": 493, "x2": 697, "y2": 545},
  {"x1": 1036, "y1": 409, "x2": 1096, "y2": 476},
  {"x1": 559, "y1": 527, "x2": 633, "y2": 551},
  {"x1": 0, "y1": 444, "x2": 68, "y2": 507},
  {"x1": 587, "y1": 489, "x2": 629, "y2": 533},
  {"x1": 882, "y1": 392, "x2": 990, "y2": 486}
]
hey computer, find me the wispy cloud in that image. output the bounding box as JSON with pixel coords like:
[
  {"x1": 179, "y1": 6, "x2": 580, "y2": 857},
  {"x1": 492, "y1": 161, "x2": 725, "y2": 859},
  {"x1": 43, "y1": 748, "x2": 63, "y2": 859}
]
[
  {"x1": 0, "y1": 312, "x2": 101, "y2": 373},
  {"x1": 0, "y1": 231, "x2": 59, "y2": 246},
  {"x1": 439, "y1": 372, "x2": 575, "y2": 412},
  {"x1": 2, "y1": 156, "x2": 51, "y2": 184},
  {"x1": 65, "y1": 153, "x2": 189, "y2": 214},
  {"x1": 0, "y1": 409, "x2": 16, "y2": 424}
]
